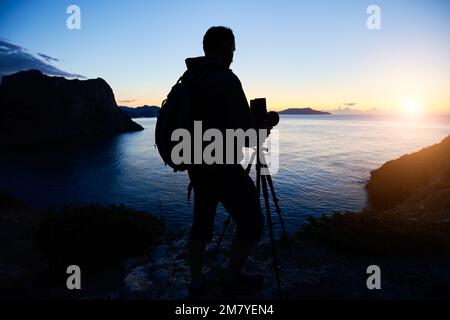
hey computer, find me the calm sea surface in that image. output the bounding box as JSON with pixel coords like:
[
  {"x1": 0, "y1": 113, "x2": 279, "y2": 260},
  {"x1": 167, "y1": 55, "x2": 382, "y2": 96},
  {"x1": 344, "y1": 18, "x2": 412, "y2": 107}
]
[{"x1": 1, "y1": 114, "x2": 449, "y2": 233}]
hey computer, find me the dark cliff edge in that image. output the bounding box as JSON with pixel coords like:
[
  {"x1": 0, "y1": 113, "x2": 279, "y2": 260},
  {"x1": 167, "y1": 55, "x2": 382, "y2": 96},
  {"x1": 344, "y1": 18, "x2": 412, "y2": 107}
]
[
  {"x1": 279, "y1": 107, "x2": 331, "y2": 115},
  {"x1": 0, "y1": 70, "x2": 143, "y2": 148},
  {"x1": 366, "y1": 135, "x2": 450, "y2": 213},
  {"x1": 292, "y1": 136, "x2": 450, "y2": 299},
  {"x1": 302, "y1": 135, "x2": 450, "y2": 257},
  {"x1": 119, "y1": 105, "x2": 160, "y2": 118}
]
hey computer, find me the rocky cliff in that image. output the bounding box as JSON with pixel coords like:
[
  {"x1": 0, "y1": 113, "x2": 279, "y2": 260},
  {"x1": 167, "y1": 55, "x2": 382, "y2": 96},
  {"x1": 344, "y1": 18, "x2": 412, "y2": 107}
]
[
  {"x1": 0, "y1": 70, "x2": 143, "y2": 147},
  {"x1": 366, "y1": 135, "x2": 450, "y2": 215}
]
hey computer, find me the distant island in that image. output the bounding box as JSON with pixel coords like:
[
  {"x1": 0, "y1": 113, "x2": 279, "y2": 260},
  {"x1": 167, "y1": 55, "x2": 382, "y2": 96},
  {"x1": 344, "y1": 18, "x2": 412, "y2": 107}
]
[
  {"x1": 0, "y1": 70, "x2": 143, "y2": 148},
  {"x1": 278, "y1": 108, "x2": 331, "y2": 115},
  {"x1": 119, "y1": 105, "x2": 160, "y2": 118}
]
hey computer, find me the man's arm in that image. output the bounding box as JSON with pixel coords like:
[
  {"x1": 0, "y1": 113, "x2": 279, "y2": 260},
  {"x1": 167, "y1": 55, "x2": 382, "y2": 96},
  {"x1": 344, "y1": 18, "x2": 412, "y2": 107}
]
[{"x1": 224, "y1": 72, "x2": 255, "y2": 131}]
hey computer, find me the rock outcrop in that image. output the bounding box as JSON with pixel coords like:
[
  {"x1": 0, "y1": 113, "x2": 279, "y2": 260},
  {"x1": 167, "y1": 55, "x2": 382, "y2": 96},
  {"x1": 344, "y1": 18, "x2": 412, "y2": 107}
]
[
  {"x1": 0, "y1": 70, "x2": 143, "y2": 147},
  {"x1": 366, "y1": 135, "x2": 450, "y2": 213}
]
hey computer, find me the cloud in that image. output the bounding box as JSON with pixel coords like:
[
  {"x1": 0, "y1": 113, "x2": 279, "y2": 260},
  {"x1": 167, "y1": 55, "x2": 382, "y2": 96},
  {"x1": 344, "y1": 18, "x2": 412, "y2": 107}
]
[
  {"x1": 0, "y1": 39, "x2": 85, "y2": 79},
  {"x1": 37, "y1": 53, "x2": 59, "y2": 63},
  {"x1": 117, "y1": 99, "x2": 136, "y2": 103}
]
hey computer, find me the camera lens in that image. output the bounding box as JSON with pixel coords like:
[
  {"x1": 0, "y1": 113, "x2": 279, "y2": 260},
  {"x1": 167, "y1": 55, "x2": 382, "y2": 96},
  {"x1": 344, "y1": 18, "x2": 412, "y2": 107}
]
[{"x1": 267, "y1": 111, "x2": 279, "y2": 127}]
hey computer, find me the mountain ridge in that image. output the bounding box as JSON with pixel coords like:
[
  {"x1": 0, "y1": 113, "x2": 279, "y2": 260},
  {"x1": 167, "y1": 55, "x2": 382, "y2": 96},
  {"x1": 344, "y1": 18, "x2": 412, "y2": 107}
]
[
  {"x1": 0, "y1": 70, "x2": 143, "y2": 147},
  {"x1": 119, "y1": 105, "x2": 160, "y2": 118},
  {"x1": 278, "y1": 107, "x2": 331, "y2": 115}
]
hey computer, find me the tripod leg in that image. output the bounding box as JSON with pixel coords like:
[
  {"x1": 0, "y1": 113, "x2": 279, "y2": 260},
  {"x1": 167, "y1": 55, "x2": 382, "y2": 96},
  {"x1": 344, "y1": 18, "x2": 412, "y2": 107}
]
[
  {"x1": 245, "y1": 163, "x2": 253, "y2": 175},
  {"x1": 256, "y1": 163, "x2": 261, "y2": 198},
  {"x1": 261, "y1": 174, "x2": 282, "y2": 299},
  {"x1": 265, "y1": 173, "x2": 288, "y2": 243},
  {"x1": 245, "y1": 148, "x2": 256, "y2": 175},
  {"x1": 213, "y1": 214, "x2": 232, "y2": 261},
  {"x1": 256, "y1": 136, "x2": 261, "y2": 197}
]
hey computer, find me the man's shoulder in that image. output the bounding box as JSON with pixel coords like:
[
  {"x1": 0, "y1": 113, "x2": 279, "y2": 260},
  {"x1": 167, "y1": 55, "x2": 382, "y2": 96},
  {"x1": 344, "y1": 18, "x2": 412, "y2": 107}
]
[
  {"x1": 226, "y1": 69, "x2": 241, "y2": 82},
  {"x1": 212, "y1": 68, "x2": 241, "y2": 88}
]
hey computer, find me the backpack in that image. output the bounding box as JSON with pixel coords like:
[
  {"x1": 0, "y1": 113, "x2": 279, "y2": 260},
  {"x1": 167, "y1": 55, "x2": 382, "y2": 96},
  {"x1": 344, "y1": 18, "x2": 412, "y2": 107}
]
[
  {"x1": 155, "y1": 69, "x2": 211, "y2": 172},
  {"x1": 155, "y1": 73, "x2": 191, "y2": 172}
]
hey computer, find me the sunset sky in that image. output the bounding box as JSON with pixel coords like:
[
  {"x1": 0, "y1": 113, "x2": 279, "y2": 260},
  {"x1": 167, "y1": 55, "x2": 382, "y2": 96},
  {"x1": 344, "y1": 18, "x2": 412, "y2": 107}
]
[{"x1": 1, "y1": 0, "x2": 449, "y2": 113}]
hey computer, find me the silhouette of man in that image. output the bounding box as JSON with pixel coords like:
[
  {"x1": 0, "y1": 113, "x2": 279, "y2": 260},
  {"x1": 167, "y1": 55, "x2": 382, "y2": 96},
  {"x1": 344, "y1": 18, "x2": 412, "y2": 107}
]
[{"x1": 184, "y1": 26, "x2": 265, "y2": 298}]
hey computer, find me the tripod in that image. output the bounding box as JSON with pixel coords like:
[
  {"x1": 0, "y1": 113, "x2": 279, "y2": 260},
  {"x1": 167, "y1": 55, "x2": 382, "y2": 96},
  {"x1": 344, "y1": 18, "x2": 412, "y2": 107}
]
[{"x1": 213, "y1": 139, "x2": 288, "y2": 298}]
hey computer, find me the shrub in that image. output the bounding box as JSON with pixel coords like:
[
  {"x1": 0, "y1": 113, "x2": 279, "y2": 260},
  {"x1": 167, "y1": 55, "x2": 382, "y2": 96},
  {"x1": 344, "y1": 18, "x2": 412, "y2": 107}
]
[
  {"x1": 298, "y1": 210, "x2": 449, "y2": 256},
  {"x1": 34, "y1": 203, "x2": 165, "y2": 267},
  {"x1": 0, "y1": 191, "x2": 25, "y2": 208}
]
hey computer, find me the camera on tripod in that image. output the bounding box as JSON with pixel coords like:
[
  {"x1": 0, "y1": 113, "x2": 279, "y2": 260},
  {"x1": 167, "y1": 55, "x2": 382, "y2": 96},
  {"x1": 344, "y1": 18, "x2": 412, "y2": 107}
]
[
  {"x1": 216, "y1": 99, "x2": 286, "y2": 298},
  {"x1": 250, "y1": 98, "x2": 279, "y2": 129}
]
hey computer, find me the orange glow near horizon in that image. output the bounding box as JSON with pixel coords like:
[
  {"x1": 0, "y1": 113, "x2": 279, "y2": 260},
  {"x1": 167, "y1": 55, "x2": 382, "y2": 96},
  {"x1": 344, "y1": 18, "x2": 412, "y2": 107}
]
[
  {"x1": 118, "y1": 94, "x2": 450, "y2": 115},
  {"x1": 116, "y1": 74, "x2": 450, "y2": 115},
  {"x1": 116, "y1": 71, "x2": 450, "y2": 114}
]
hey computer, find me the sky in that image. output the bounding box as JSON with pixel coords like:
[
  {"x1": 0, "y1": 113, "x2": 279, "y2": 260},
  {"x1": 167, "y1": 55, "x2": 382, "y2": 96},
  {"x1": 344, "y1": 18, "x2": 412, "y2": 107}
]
[{"x1": 0, "y1": 0, "x2": 449, "y2": 113}]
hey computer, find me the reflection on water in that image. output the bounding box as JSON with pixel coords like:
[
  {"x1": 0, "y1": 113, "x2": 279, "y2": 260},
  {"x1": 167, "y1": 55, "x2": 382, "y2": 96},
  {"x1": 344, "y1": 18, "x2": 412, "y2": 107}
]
[{"x1": 1, "y1": 115, "x2": 449, "y2": 233}]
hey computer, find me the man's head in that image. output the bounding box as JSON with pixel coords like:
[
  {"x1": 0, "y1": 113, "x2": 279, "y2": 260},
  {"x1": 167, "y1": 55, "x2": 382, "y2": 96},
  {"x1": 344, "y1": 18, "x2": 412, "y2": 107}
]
[{"x1": 203, "y1": 26, "x2": 235, "y2": 67}]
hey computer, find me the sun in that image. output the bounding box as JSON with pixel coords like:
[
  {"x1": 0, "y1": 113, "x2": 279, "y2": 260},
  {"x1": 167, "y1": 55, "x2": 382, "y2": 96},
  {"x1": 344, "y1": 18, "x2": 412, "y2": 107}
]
[{"x1": 401, "y1": 98, "x2": 423, "y2": 116}]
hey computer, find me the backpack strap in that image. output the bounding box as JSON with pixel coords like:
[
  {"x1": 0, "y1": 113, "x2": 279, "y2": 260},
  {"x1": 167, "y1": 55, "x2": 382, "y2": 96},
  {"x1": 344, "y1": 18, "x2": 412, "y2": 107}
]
[
  {"x1": 187, "y1": 182, "x2": 193, "y2": 205},
  {"x1": 179, "y1": 67, "x2": 217, "y2": 204}
]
